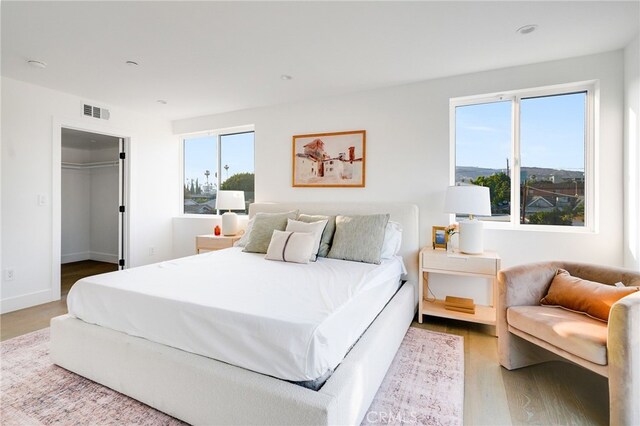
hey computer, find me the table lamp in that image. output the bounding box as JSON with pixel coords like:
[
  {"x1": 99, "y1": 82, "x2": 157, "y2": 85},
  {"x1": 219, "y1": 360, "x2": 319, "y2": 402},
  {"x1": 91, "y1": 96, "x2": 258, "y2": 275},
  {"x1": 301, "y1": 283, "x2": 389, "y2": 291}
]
[
  {"x1": 444, "y1": 185, "x2": 491, "y2": 254},
  {"x1": 215, "y1": 190, "x2": 245, "y2": 236}
]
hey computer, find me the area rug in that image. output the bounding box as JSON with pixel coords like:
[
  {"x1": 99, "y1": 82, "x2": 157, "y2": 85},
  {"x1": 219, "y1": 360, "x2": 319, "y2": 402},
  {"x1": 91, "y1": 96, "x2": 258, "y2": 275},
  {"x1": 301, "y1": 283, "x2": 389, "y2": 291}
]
[{"x1": 1, "y1": 327, "x2": 463, "y2": 426}]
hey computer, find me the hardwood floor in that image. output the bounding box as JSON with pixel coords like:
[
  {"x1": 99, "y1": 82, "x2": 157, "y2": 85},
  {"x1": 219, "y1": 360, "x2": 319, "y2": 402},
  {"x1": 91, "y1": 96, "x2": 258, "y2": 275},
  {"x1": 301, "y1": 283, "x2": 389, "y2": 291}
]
[
  {"x1": 1, "y1": 260, "x2": 117, "y2": 341},
  {"x1": 61, "y1": 260, "x2": 118, "y2": 296},
  {"x1": 413, "y1": 317, "x2": 609, "y2": 426},
  {"x1": 0, "y1": 298, "x2": 67, "y2": 342},
  {"x1": 1, "y1": 301, "x2": 609, "y2": 425}
]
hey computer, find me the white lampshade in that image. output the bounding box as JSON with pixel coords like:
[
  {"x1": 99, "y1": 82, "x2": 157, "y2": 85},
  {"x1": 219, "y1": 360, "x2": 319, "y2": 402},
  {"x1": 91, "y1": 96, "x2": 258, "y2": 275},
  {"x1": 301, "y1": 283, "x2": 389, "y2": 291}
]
[
  {"x1": 444, "y1": 185, "x2": 491, "y2": 217},
  {"x1": 215, "y1": 191, "x2": 245, "y2": 211},
  {"x1": 215, "y1": 191, "x2": 245, "y2": 236},
  {"x1": 444, "y1": 185, "x2": 491, "y2": 255}
]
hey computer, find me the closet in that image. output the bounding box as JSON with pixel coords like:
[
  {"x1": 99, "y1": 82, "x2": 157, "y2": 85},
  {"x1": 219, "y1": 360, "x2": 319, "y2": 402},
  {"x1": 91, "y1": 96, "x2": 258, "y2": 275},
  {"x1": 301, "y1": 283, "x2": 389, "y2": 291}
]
[{"x1": 61, "y1": 128, "x2": 121, "y2": 295}]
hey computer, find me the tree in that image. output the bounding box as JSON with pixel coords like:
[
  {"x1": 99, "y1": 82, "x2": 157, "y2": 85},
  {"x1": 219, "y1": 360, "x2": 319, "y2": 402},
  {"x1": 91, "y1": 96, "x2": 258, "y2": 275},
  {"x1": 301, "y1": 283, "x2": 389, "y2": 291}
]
[
  {"x1": 527, "y1": 209, "x2": 573, "y2": 225},
  {"x1": 470, "y1": 173, "x2": 510, "y2": 212},
  {"x1": 195, "y1": 178, "x2": 201, "y2": 195},
  {"x1": 221, "y1": 173, "x2": 255, "y2": 192}
]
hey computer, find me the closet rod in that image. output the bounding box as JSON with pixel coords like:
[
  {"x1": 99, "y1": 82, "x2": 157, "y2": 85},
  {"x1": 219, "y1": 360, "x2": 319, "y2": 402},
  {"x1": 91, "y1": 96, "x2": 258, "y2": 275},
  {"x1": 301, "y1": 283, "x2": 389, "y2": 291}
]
[{"x1": 61, "y1": 161, "x2": 119, "y2": 170}]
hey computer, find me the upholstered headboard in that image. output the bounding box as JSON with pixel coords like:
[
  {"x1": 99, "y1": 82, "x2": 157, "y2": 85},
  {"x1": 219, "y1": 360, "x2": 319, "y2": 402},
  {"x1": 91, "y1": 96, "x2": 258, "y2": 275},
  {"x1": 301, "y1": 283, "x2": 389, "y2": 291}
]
[{"x1": 249, "y1": 202, "x2": 419, "y2": 306}]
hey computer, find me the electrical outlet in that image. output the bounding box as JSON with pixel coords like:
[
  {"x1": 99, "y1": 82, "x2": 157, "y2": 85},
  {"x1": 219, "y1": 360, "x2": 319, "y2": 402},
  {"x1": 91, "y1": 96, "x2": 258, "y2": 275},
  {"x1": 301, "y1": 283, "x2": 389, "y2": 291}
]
[
  {"x1": 4, "y1": 268, "x2": 15, "y2": 281},
  {"x1": 149, "y1": 247, "x2": 156, "y2": 256}
]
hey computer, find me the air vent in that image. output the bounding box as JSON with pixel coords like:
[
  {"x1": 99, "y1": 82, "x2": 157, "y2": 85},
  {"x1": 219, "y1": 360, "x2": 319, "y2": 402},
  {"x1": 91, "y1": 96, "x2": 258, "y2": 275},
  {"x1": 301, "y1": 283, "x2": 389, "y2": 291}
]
[{"x1": 82, "y1": 103, "x2": 110, "y2": 120}]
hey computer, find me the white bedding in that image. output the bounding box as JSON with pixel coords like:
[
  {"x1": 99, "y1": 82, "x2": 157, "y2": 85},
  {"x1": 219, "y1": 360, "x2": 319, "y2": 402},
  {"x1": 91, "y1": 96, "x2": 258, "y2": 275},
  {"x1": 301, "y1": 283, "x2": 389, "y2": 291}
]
[{"x1": 67, "y1": 248, "x2": 405, "y2": 382}]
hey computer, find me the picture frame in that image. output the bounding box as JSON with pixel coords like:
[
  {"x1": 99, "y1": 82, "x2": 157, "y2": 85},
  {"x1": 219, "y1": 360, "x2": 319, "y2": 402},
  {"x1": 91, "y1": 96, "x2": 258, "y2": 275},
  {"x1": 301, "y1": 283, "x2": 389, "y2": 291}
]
[
  {"x1": 432, "y1": 226, "x2": 448, "y2": 250},
  {"x1": 292, "y1": 130, "x2": 366, "y2": 187}
]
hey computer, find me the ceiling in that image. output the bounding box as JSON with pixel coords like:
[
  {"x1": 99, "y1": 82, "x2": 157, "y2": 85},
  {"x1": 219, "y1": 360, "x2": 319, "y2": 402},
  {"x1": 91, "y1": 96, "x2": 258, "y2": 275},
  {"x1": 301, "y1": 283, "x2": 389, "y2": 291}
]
[
  {"x1": 2, "y1": 1, "x2": 639, "y2": 121},
  {"x1": 61, "y1": 128, "x2": 119, "y2": 151}
]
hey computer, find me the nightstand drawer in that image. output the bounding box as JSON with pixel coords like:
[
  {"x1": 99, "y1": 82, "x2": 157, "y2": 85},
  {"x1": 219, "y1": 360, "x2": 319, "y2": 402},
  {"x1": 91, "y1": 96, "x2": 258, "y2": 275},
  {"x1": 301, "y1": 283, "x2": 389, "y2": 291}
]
[{"x1": 422, "y1": 251, "x2": 498, "y2": 275}]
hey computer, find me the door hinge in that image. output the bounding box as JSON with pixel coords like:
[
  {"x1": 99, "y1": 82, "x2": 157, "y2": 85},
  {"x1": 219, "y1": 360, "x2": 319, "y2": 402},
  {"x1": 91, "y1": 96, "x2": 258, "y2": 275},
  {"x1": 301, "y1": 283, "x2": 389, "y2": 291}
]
[
  {"x1": 118, "y1": 259, "x2": 125, "y2": 267},
  {"x1": 119, "y1": 205, "x2": 125, "y2": 213},
  {"x1": 119, "y1": 152, "x2": 126, "y2": 160}
]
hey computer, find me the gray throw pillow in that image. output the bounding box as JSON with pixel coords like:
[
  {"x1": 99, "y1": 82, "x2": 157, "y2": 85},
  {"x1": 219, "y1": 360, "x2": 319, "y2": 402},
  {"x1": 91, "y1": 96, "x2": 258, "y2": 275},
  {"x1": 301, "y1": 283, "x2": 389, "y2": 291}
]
[
  {"x1": 297, "y1": 214, "x2": 336, "y2": 258},
  {"x1": 327, "y1": 214, "x2": 390, "y2": 264},
  {"x1": 243, "y1": 210, "x2": 298, "y2": 254}
]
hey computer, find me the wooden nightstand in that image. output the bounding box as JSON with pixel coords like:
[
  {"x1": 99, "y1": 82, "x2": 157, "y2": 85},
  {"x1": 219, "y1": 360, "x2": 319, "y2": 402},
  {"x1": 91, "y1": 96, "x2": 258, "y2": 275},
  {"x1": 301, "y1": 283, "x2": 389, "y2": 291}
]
[
  {"x1": 418, "y1": 247, "x2": 501, "y2": 327},
  {"x1": 195, "y1": 234, "x2": 242, "y2": 254}
]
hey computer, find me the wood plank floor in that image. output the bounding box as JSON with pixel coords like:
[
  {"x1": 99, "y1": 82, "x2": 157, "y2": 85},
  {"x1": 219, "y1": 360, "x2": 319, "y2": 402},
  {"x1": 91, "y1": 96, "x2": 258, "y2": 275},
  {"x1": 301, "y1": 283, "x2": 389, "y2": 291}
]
[
  {"x1": 0, "y1": 261, "x2": 117, "y2": 341},
  {"x1": 1, "y1": 301, "x2": 609, "y2": 424},
  {"x1": 61, "y1": 260, "x2": 118, "y2": 296},
  {"x1": 413, "y1": 317, "x2": 609, "y2": 426}
]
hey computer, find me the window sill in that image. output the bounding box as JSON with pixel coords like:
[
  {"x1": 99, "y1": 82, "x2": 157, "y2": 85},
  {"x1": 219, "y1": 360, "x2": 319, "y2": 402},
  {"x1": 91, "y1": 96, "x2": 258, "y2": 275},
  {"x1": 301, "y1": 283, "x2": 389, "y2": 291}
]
[{"x1": 481, "y1": 221, "x2": 595, "y2": 234}]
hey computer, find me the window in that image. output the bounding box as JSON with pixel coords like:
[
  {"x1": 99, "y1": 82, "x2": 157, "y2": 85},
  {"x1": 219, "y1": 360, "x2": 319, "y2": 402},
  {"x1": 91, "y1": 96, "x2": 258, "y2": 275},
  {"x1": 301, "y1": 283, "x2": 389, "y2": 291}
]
[
  {"x1": 452, "y1": 83, "x2": 593, "y2": 228},
  {"x1": 183, "y1": 130, "x2": 254, "y2": 215},
  {"x1": 454, "y1": 100, "x2": 512, "y2": 221}
]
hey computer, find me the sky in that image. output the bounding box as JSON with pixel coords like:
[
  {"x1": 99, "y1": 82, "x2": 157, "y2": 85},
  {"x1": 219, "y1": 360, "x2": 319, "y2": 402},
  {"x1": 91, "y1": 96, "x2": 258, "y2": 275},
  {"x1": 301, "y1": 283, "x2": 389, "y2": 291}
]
[
  {"x1": 455, "y1": 91, "x2": 586, "y2": 171},
  {"x1": 184, "y1": 131, "x2": 254, "y2": 189}
]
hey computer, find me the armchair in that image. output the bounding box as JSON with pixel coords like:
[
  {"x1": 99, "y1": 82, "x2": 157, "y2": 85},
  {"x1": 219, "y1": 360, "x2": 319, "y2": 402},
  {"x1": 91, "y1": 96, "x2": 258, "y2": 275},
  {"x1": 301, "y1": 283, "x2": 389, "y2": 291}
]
[{"x1": 498, "y1": 261, "x2": 640, "y2": 425}]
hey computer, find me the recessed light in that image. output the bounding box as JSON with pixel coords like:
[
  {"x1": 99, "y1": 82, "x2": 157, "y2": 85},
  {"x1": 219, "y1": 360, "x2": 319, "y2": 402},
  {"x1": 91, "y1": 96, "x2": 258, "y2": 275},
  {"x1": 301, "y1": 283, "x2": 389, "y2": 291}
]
[
  {"x1": 280, "y1": 74, "x2": 293, "y2": 81},
  {"x1": 125, "y1": 60, "x2": 139, "y2": 67},
  {"x1": 156, "y1": 100, "x2": 168, "y2": 105},
  {"x1": 516, "y1": 24, "x2": 538, "y2": 35},
  {"x1": 27, "y1": 60, "x2": 47, "y2": 69}
]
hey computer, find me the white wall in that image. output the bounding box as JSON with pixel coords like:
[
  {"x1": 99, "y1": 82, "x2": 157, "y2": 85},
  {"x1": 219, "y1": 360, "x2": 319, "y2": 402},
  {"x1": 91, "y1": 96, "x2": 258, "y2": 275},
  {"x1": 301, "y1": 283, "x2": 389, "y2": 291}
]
[
  {"x1": 174, "y1": 50, "x2": 625, "y2": 304},
  {"x1": 624, "y1": 33, "x2": 640, "y2": 270},
  {"x1": 1, "y1": 77, "x2": 178, "y2": 313}
]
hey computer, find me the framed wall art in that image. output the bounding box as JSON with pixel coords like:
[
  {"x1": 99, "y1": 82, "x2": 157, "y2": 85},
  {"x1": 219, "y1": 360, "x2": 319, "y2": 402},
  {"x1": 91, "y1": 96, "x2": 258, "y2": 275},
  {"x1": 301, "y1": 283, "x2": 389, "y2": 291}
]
[{"x1": 292, "y1": 130, "x2": 366, "y2": 187}]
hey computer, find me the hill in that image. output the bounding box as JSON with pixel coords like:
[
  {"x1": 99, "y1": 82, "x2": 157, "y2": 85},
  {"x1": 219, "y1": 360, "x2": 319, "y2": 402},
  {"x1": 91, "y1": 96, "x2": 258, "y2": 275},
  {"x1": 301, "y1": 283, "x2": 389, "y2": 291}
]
[{"x1": 456, "y1": 166, "x2": 584, "y2": 183}]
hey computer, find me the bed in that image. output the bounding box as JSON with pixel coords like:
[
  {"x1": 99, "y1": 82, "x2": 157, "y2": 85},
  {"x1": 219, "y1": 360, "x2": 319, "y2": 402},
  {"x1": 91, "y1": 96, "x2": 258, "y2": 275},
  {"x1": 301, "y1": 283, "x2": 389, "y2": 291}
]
[{"x1": 50, "y1": 202, "x2": 419, "y2": 425}]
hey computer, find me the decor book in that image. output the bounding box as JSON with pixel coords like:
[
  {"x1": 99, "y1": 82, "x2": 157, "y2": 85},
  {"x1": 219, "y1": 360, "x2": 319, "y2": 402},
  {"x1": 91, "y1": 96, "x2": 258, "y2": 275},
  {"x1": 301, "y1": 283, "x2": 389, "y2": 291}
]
[{"x1": 444, "y1": 296, "x2": 476, "y2": 314}]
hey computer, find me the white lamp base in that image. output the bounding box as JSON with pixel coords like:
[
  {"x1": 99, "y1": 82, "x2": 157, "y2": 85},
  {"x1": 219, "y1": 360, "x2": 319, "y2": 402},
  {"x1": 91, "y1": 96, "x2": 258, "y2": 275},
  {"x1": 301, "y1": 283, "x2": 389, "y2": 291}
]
[
  {"x1": 459, "y1": 219, "x2": 484, "y2": 254},
  {"x1": 221, "y1": 212, "x2": 239, "y2": 236}
]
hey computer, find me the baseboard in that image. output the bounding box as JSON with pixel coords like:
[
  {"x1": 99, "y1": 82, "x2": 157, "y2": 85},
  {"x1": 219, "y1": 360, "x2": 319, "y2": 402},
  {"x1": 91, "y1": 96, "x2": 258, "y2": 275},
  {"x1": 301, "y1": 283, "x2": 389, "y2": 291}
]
[
  {"x1": 0, "y1": 289, "x2": 53, "y2": 314},
  {"x1": 61, "y1": 251, "x2": 90, "y2": 264},
  {"x1": 61, "y1": 251, "x2": 118, "y2": 264},
  {"x1": 89, "y1": 252, "x2": 118, "y2": 264}
]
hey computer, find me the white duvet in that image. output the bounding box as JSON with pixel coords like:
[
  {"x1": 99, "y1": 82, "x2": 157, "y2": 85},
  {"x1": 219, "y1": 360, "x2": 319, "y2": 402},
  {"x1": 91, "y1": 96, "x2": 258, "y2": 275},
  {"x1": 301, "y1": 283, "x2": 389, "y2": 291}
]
[{"x1": 67, "y1": 248, "x2": 405, "y2": 382}]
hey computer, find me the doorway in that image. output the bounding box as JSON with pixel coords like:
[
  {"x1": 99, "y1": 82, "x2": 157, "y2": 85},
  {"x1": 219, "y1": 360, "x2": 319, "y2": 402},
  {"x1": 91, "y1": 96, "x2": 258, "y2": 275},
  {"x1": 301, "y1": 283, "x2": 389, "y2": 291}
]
[{"x1": 60, "y1": 128, "x2": 125, "y2": 296}]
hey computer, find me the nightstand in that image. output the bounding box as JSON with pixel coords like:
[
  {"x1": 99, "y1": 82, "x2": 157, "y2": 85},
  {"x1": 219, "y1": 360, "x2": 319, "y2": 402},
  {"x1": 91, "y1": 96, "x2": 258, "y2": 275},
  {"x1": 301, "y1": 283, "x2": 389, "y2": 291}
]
[
  {"x1": 195, "y1": 234, "x2": 242, "y2": 254},
  {"x1": 418, "y1": 247, "x2": 500, "y2": 327}
]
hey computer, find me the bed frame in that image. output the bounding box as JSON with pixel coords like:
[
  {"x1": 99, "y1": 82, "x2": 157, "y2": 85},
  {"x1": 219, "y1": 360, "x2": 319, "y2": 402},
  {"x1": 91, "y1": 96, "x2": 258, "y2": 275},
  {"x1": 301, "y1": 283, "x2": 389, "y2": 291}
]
[{"x1": 50, "y1": 202, "x2": 419, "y2": 425}]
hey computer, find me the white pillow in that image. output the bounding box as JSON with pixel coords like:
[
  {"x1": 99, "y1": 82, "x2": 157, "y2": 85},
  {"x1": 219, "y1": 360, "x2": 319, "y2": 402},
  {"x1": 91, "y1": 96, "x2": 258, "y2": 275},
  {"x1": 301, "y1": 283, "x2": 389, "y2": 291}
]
[
  {"x1": 233, "y1": 218, "x2": 254, "y2": 247},
  {"x1": 380, "y1": 221, "x2": 402, "y2": 259},
  {"x1": 285, "y1": 218, "x2": 328, "y2": 261},
  {"x1": 265, "y1": 230, "x2": 315, "y2": 264}
]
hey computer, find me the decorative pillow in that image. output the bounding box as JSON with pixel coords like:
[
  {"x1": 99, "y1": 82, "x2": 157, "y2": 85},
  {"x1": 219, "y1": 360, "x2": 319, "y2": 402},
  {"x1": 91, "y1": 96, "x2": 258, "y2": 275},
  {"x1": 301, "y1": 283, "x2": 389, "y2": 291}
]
[
  {"x1": 243, "y1": 210, "x2": 298, "y2": 254},
  {"x1": 327, "y1": 214, "x2": 390, "y2": 264},
  {"x1": 265, "y1": 230, "x2": 315, "y2": 264},
  {"x1": 380, "y1": 221, "x2": 402, "y2": 259},
  {"x1": 233, "y1": 218, "x2": 254, "y2": 247},
  {"x1": 297, "y1": 214, "x2": 336, "y2": 257},
  {"x1": 285, "y1": 218, "x2": 328, "y2": 261},
  {"x1": 540, "y1": 269, "x2": 639, "y2": 322}
]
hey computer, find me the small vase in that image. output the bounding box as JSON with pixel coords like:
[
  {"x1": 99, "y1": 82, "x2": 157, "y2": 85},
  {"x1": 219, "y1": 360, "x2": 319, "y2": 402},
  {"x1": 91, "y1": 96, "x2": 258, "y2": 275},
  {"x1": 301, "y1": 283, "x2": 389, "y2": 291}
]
[{"x1": 447, "y1": 233, "x2": 459, "y2": 253}]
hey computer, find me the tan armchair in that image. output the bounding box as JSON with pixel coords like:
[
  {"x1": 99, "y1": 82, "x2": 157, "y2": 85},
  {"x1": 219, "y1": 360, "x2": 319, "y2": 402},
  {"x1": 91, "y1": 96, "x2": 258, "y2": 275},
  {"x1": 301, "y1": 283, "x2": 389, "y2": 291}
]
[{"x1": 498, "y1": 262, "x2": 640, "y2": 425}]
